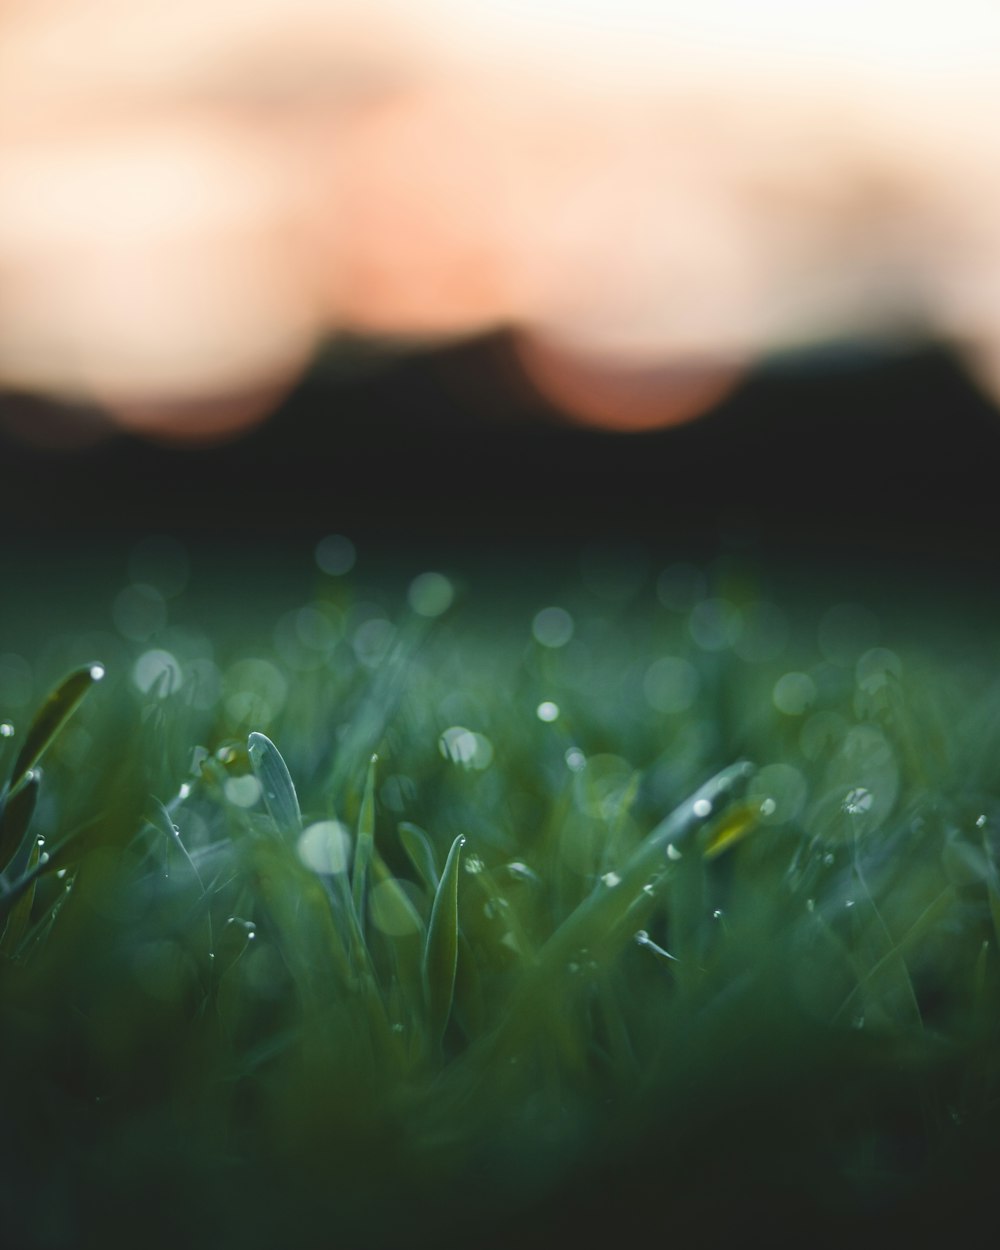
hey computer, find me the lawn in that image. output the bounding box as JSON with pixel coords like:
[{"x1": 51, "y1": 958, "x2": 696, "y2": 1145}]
[{"x1": 1, "y1": 539, "x2": 998, "y2": 1248}]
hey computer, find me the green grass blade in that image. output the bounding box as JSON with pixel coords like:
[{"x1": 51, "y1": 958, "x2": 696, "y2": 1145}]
[
  {"x1": 423, "y1": 834, "x2": 465, "y2": 1049},
  {"x1": 149, "y1": 798, "x2": 201, "y2": 881},
  {"x1": 9, "y1": 663, "x2": 104, "y2": 792},
  {"x1": 0, "y1": 770, "x2": 39, "y2": 874},
  {"x1": 398, "y1": 821, "x2": 440, "y2": 892},
  {"x1": 0, "y1": 837, "x2": 40, "y2": 956},
  {"x1": 149, "y1": 797, "x2": 215, "y2": 975},
  {"x1": 351, "y1": 754, "x2": 378, "y2": 935},
  {"x1": 247, "y1": 732, "x2": 301, "y2": 839}
]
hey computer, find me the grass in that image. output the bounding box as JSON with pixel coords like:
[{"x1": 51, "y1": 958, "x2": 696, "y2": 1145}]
[{"x1": 1, "y1": 546, "x2": 999, "y2": 1248}]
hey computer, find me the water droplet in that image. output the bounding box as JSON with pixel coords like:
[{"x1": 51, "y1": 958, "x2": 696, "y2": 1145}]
[
  {"x1": 842, "y1": 787, "x2": 873, "y2": 816},
  {"x1": 224, "y1": 774, "x2": 262, "y2": 809},
  {"x1": 178, "y1": 782, "x2": 191, "y2": 800},
  {"x1": 56, "y1": 869, "x2": 67, "y2": 879},
  {"x1": 977, "y1": 814, "x2": 988, "y2": 829},
  {"x1": 536, "y1": 700, "x2": 559, "y2": 723},
  {"x1": 564, "y1": 747, "x2": 586, "y2": 772},
  {"x1": 439, "y1": 726, "x2": 493, "y2": 771},
  {"x1": 823, "y1": 852, "x2": 835, "y2": 866},
  {"x1": 666, "y1": 844, "x2": 683, "y2": 861},
  {"x1": 408, "y1": 571, "x2": 454, "y2": 618},
  {"x1": 759, "y1": 797, "x2": 777, "y2": 817},
  {"x1": 464, "y1": 854, "x2": 484, "y2": 875},
  {"x1": 634, "y1": 930, "x2": 679, "y2": 962},
  {"x1": 89, "y1": 663, "x2": 106, "y2": 682},
  {"x1": 806, "y1": 898, "x2": 815, "y2": 912},
  {"x1": 642, "y1": 883, "x2": 655, "y2": 896},
  {"x1": 532, "y1": 606, "x2": 574, "y2": 648},
  {"x1": 772, "y1": 671, "x2": 817, "y2": 716},
  {"x1": 601, "y1": 871, "x2": 621, "y2": 888},
  {"x1": 506, "y1": 861, "x2": 539, "y2": 883},
  {"x1": 36, "y1": 836, "x2": 45, "y2": 847},
  {"x1": 0, "y1": 721, "x2": 13, "y2": 738},
  {"x1": 39, "y1": 852, "x2": 49, "y2": 865},
  {"x1": 298, "y1": 821, "x2": 351, "y2": 875},
  {"x1": 712, "y1": 909, "x2": 724, "y2": 920},
  {"x1": 692, "y1": 798, "x2": 713, "y2": 819},
  {"x1": 315, "y1": 534, "x2": 356, "y2": 576},
  {"x1": 845, "y1": 899, "x2": 855, "y2": 908},
  {"x1": 247, "y1": 931, "x2": 256, "y2": 941}
]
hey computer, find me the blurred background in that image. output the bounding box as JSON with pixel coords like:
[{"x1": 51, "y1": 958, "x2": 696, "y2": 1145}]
[
  {"x1": 1, "y1": 340, "x2": 996, "y2": 572},
  {"x1": 3, "y1": 0, "x2": 1000, "y2": 585}
]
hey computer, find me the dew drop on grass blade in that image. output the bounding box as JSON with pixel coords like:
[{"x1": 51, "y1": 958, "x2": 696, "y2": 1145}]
[
  {"x1": 488, "y1": 763, "x2": 755, "y2": 1051},
  {"x1": 423, "y1": 834, "x2": 465, "y2": 1049},
  {"x1": 9, "y1": 663, "x2": 104, "y2": 793},
  {"x1": 247, "y1": 732, "x2": 302, "y2": 839},
  {"x1": 148, "y1": 797, "x2": 201, "y2": 883},
  {"x1": 148, "y1": 796, "x2": 214, "y2": 973}
]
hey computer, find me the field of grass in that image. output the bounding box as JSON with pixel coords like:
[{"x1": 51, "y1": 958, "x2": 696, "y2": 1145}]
[{"x1": 1, "y1": 540, "x2": 999, "y2": 1248}]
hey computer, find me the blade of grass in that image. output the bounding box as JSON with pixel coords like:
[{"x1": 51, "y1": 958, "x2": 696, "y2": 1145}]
[
  {"x1": 398, "y1": 821, "x2": 440, "y2": 893},
  {"x1": 149, "y1": 797, "x2": 215, "y2": 977},
  {"x1": 0, "y1": 837, "x2": 40, "y2": 955},
  {"x1": 423, "y1": 834, "x2": 465, "y2": 1050},
  {"x1": 0, "y1": 769, "x2": 39, "y2": 874},
  {"x1": 247, "y1": 732, "x2": 301, "y2": 839},
  {"x1": 9, "y1": 663, "x2": 104, "y2": 793},
  {"x1": 351, "y1": 754, "x2": 377, "y2": 938}
]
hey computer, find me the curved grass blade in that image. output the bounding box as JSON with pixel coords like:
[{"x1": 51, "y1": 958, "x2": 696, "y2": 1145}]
[
  {"x1": 0, "y1": 770, "x2": 39, "y2": 874},
  {"x1": 247, "y1": 732, "x2": 301, "y2": 839},
  {"x1": 148, "y1": 797, "x2": 214, "y2": 976},
  {"x1": 423, "y1": 834, "x2": 465, "y2": 1049},
  {"x1": 398, "y1": 821, "x2": 440, "y2": 893},
  {"x1": 351, "y1": 754, "x2": 378, "y2": 935},
  {"x1": 149, "y1": 798, "x2": 202, "y2": 881},
  {"x1": 9, "y1": 663, "x2": 104, "y2": 793}
]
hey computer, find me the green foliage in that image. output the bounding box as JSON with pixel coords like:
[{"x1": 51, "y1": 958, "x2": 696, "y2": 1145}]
[
  {"x1": 1, "y1": 562, "x2": 999, "y2": 1246},
  {"x1": 423, "y1": 834, "x2": 464, "y2": 1049}
]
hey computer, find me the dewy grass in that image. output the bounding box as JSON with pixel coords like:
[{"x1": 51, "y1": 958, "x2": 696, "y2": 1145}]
[{"x1": 0, "y1": 559, "x2": 999, "y2": 1247}]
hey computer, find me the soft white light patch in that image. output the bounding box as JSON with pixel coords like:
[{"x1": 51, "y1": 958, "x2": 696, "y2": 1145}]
[
  {"x1": 408, "y1": 572, "x2": 455, "y2": 617},
  {"x1": 297, "y1": 821, "x2": 351, "y2": 875},
  {"x1": 532, "y1": 607, "x2": 574, "y2": 648}
]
